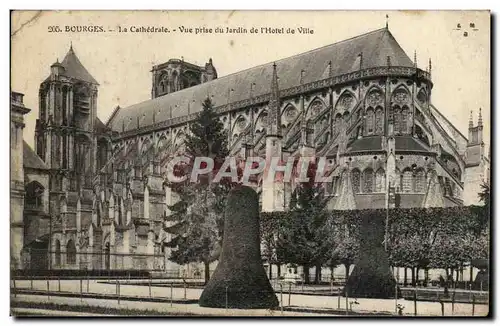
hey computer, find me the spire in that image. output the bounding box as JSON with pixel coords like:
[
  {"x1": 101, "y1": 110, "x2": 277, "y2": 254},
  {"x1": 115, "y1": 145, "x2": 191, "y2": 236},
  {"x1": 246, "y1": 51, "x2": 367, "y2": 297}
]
[
  {"x1": 358, "y1": 52, "x2": 363, "y2": 70},
  {"x1": 428, "y1": 58, "x2": 432, "y2": 76},
  {"x1": 385, "y1": 14, "x2": 389, "y2": 29},
  {"x1": 268, "y1": 62, "x2": 281, "y2": 136},
  {"x1": 478, "y1": 108, "x2": 483, "y2": 127},
  {"x1": 70, "y1": 41, "x2": 73, "y2": 52},
  {"x1": 271, "y1": 62, "x2": 279, "y2": 101},
  {"x1": 328, "y1": 60, "x2": 332, "y2": 77},
  {"x1": 60, "y1": 44, "x2": 98, "y2": 84},
  {"x1": 469, "y1": 110, "x2": 474, "y2": 128},
  {"x1": 300, "y1": 69, "x2": 305, "y2": 84},
  {"x1": 414, "y1": 50, "x2": 417, "y2": 68}
]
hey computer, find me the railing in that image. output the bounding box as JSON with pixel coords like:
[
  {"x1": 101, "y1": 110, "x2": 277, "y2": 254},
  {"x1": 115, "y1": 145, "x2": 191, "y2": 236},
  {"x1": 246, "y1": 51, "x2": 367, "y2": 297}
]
[{"x1": 115, "y1": 66, "x2": 431, "y2": 139}]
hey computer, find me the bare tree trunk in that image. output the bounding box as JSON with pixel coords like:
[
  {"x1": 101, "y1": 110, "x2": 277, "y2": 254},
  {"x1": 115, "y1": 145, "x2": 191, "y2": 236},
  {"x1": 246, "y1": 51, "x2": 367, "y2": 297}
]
[
  {"x1": 204, "y1": 261, "x2": 210, "y2": 285},
  {"x1": 303, "y1": 265, "x2": 310, "y2": 284},
  {"x1": 404, "y1": 268, "x2": 408, "y2": 286},
  {"x1": 314, "y1": 264, "x2": 322, "y2": 284},
  {"x1": 268, "y1": 263, "x2": 272, "y2": 280},
  {"x1": 411, "y1": 267, "x2": 416, "y2": 287}
]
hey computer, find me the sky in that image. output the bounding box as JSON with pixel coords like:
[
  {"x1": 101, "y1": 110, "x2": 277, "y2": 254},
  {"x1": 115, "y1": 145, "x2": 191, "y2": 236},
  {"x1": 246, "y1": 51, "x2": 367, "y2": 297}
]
[{"x1": 11, "y1": 10, "x2": 490, "y2": 152}]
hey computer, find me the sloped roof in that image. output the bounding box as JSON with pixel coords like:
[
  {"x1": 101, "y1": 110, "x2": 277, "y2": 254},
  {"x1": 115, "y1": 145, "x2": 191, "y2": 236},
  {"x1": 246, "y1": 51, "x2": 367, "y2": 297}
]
[
  {"x1": 109, "y1": 27, "x2": 414, "y2": 133},
  {"x1": 58, "y1": 46, "x2": 98, "y2": 84},
  {"x1": 346, "y1": 136, "x2": 383, "y2": 152},
  {"x1": 395, "y1": 136, "x2": 428, "y2": 151},
  {"x1": 94, "y1": 117, "x2": 111, "y2": 134},
  {"x1": 23, "y1": 141, "x2": 48, "y2": 170}
]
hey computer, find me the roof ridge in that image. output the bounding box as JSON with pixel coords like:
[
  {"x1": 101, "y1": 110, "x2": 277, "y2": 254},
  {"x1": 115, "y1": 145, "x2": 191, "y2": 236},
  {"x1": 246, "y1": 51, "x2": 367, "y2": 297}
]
[
  {"x1": 197, "y1": 27, "x2": 388, "y2": 85},
  {"x1": 23, "y1": 140, "x2": 49, "y2": 170},
  {"x1": 119, "y1": 27, "x2": 388, "y2": 112},
  {"x1": 60, "y1": 46, "x2": 99, "y2": 85}
]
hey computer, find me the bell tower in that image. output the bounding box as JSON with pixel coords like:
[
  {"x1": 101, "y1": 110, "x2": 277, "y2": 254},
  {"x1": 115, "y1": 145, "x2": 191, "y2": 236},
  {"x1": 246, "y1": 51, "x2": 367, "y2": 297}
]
[{"x1": 35, "y1": 45, "x2": 99, "y2": 191}]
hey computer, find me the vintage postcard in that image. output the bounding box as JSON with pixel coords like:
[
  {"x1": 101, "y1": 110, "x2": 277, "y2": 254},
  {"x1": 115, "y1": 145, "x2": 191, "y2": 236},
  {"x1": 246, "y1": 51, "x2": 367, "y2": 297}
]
[{"x1": 10, "y1": 10, "x2": 490, "y2": 317}]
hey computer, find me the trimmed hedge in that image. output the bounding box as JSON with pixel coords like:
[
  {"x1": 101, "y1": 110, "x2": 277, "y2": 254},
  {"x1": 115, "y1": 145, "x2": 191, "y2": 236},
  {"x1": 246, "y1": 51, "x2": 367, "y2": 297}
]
[{"x1": 199, "y1": 186, "x2": 278, "y2": 309}]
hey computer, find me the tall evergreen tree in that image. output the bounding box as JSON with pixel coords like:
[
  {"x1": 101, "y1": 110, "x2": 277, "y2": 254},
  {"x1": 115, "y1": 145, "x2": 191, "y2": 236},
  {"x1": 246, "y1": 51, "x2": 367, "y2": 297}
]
[
  {"x1": 277, "y1": 178, "x2": 330, "y2": 284},
  {"x1": 163, "y1": 97, "x2": 232, "y2": 284}
]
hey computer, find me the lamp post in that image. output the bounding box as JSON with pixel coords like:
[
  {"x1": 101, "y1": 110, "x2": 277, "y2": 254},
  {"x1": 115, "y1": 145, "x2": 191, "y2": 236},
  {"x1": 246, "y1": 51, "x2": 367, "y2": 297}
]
[{"x1": 385, "y1": 182, "x2": 395, "y2": 252}]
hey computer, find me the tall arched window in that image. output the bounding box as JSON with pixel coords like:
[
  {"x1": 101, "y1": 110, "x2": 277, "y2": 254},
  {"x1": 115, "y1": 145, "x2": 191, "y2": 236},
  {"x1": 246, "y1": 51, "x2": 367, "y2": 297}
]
[
  {"x1": 401, "y1": 107, "x2": 409, "y2": 134},
  {"x1": 363, "y1": 168, "x2": 374, "y2": 193},
  {"x1": 53, "y1": 135, "x2": 60, "y2": 166},
  {"x1": 39, "y1": 90, "x2": 47, "y2": 121},
  {"x1": 55, "y1": 240, "x2": 61, "y2": 267},
  {"x1": 25, "y1": 181, "x2": 44, "y2": 209},
  {"x1": 414, "y1": 168, "x2": 425, "y2": 193},
  {"x1": 62, "y1": 135, "x2": 68, "y2": 169},
  {"x1": 375, "y1": 107, "x2": 384, "y2": 135},
  {"x1": 402, "y1": 168, "x2": 413, "y2": 193},
  {"x1": 66, "y1": 240, "x2": 76, "y2": 265},
  {"x1": 375, "y1": 168, "x2": 386, "y2": 192},
  {"x1": 393, "y1": 107, "x2": 402, "y2": 134},
  {"x1": 352, "y1": 169, "x2": 361, "y2": 193},
  {"x1": 365, "y1": 108, "x2": 375, "y2": 135}
]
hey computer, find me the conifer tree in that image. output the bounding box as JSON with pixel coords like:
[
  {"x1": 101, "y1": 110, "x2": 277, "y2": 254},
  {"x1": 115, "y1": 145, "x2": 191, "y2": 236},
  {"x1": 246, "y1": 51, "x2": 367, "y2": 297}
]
[
  {"x1": 163, "y1": 97, "x2": 232, "y2": 284},
  {"x1": 277, "y1": 168, "x2": 330, "y2": 284}
]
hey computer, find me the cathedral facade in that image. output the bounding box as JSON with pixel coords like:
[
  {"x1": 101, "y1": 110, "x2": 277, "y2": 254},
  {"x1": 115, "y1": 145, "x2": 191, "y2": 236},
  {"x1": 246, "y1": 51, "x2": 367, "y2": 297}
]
[{"x1": 11, "y1": 27, "x2": 489, "y2": 275}]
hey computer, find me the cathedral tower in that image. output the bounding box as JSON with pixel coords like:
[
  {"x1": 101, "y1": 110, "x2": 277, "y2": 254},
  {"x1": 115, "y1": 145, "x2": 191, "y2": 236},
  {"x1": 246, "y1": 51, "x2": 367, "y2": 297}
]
[
  {"x1": 35, "y1": 45, "x2": 99, "y2": 191},
  {"x1": 463, "y1": 109, "x2": 489, "y2": 205},
  {"x1": 151, "y1": 58, "x2": 217, "y2": 99}
]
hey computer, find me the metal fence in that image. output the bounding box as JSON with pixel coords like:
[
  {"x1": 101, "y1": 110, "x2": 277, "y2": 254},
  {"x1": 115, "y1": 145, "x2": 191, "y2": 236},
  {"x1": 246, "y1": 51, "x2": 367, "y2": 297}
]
[{"x1": 10, "y1": 276, "x2": 489, "y2": 316}]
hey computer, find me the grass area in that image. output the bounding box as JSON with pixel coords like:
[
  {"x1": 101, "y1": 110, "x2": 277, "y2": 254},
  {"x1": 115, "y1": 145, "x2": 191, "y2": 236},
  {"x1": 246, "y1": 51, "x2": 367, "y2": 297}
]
[{"x1": 11, "y1": 301, "x2": 196, "y2": 316}]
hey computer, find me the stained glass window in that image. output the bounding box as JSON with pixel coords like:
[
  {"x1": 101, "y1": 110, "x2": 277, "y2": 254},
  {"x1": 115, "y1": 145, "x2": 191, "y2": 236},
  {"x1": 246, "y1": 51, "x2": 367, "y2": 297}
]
[
  {"x1": 67, "y1": 240, "x2": 76, "y2": 265},
  {"x1": 363, "y1": 168, "x2": 374, "y2": 193},
  {"x1": 375, "y1": 108, "x2": 384, "y2": 135},
  {"x1": 365, "y1": 108, "x2": 375, "y2": 135},
  {"x1": 393, "y1": 107, "x2": 402, "y2": 134},
  {"x1": 402, "y1": 169, "x2": 413, "y2": 193},
  {"x1": 401, "y1": 107, "x2": 409, "y2": 134},
  {"x1": 414, "y1": 169, "x2": 425, "y2": 193},
  {"x1": 375, "y1": 168, "x2": 386, "y2": 192}
]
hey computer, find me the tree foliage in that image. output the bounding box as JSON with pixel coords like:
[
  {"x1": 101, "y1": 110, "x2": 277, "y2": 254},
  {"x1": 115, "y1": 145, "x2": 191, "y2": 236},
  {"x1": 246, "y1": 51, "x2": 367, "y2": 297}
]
[
  {"x1": 164, "y1": 97, "x2": 233, "y2": 284},
  {"x1": 262, "y1": 205, "x2": 489, "y2": 279}
]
